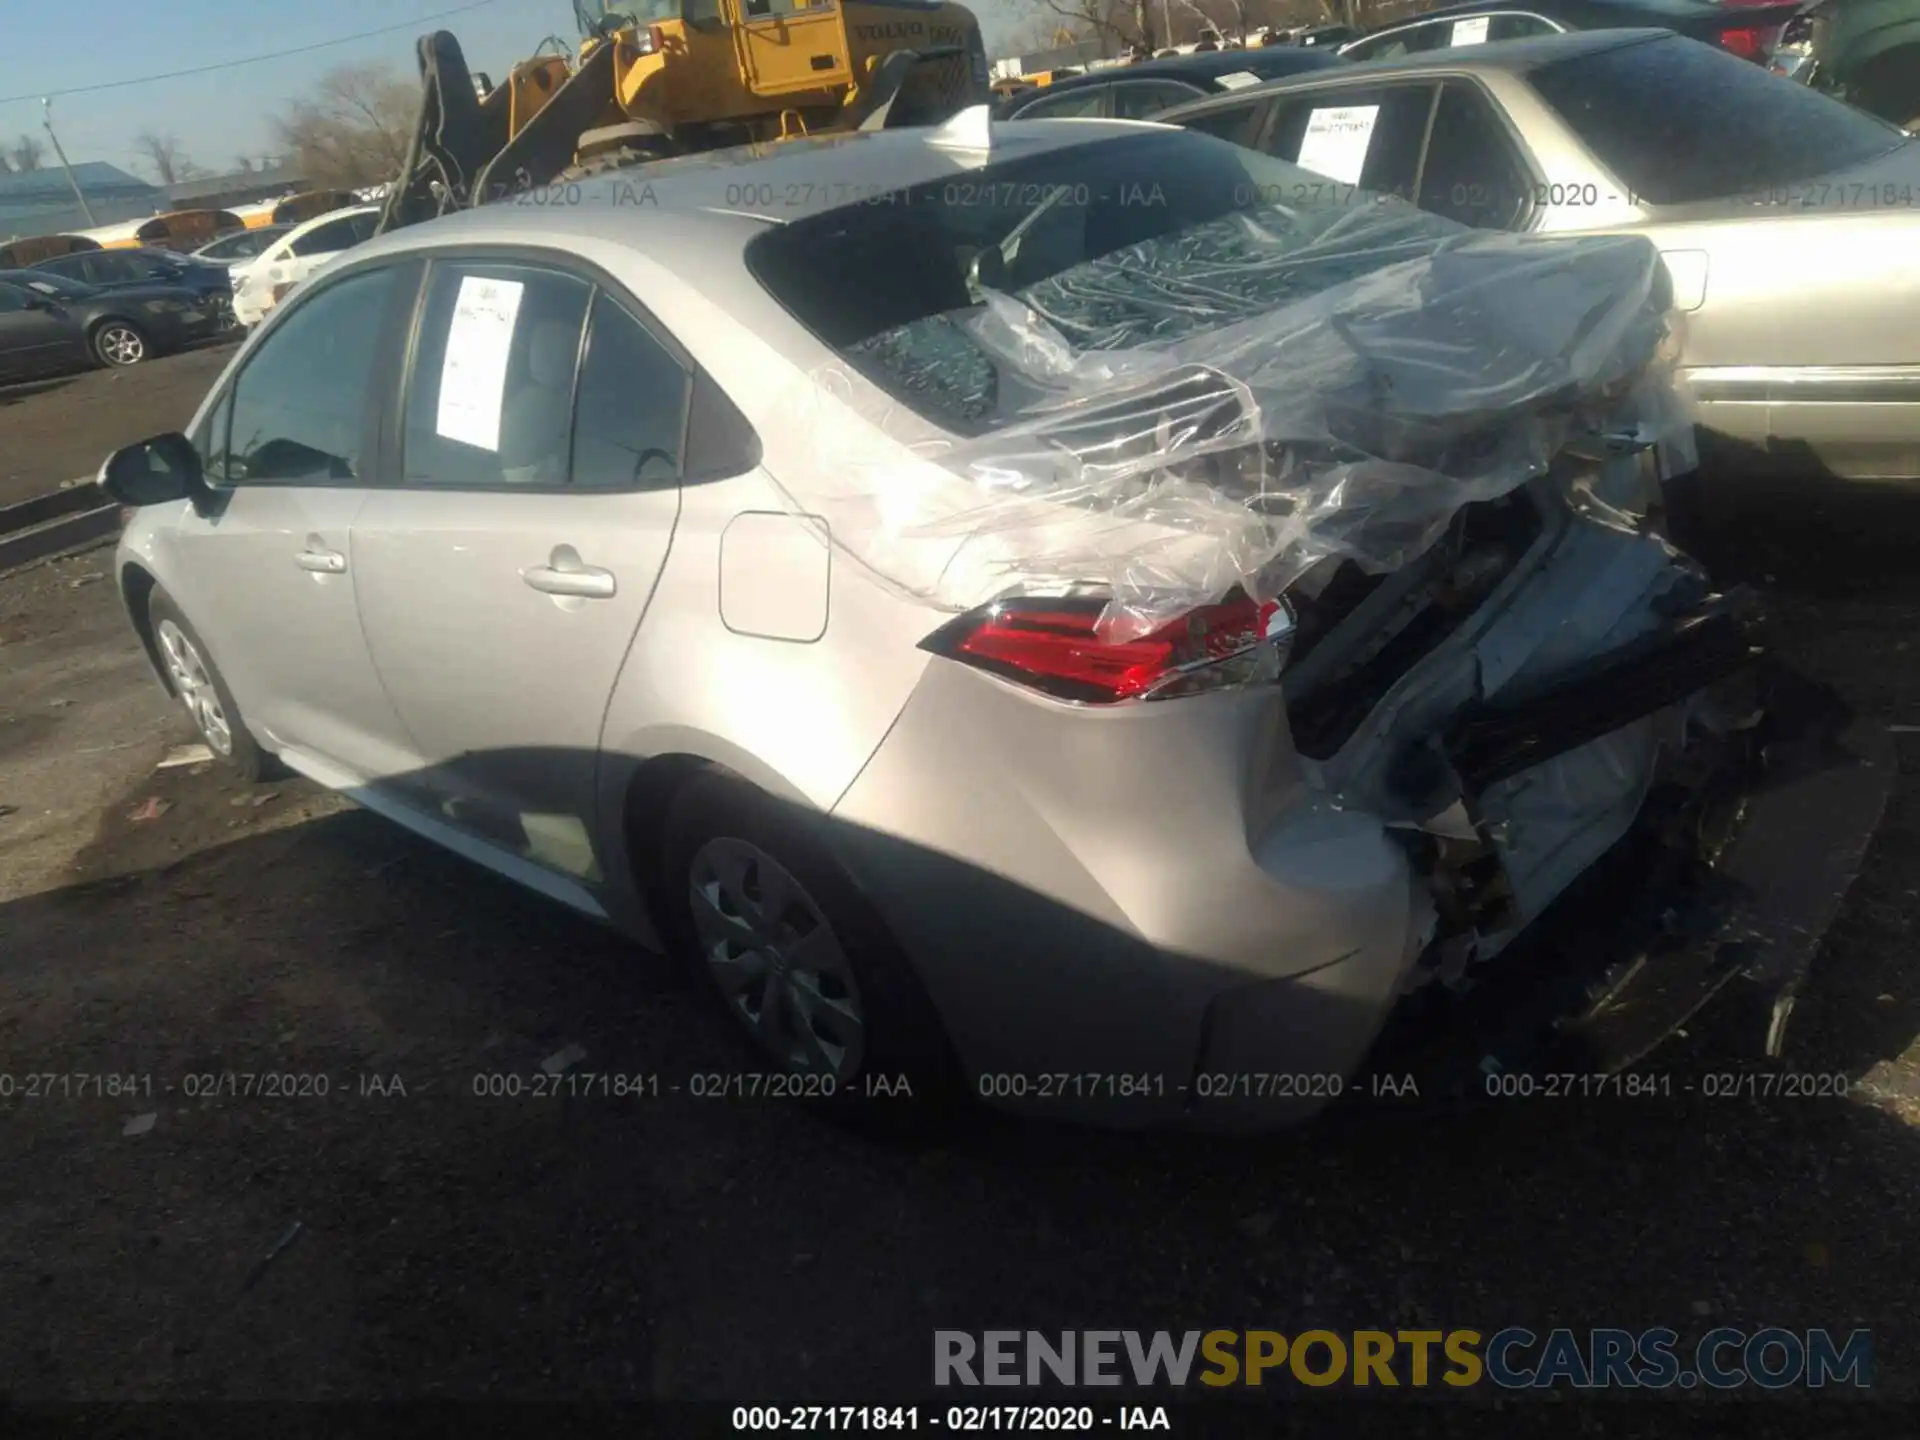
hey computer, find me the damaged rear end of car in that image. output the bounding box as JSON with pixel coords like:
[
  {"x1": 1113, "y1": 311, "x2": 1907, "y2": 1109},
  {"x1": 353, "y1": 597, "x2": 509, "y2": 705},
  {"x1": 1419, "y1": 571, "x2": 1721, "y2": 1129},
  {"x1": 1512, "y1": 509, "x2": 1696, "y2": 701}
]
[{"x1": 748, "y1": 124, "x2": 1891, "y2": 1130}]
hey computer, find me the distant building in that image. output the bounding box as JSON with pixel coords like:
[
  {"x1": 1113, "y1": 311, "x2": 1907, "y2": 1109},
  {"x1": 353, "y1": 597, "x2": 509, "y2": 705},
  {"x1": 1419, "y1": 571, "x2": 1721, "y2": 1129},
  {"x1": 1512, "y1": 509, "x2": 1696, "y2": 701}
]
[
  {"x1": 165, "y1": 161, "x2": 309, "y2": 212},
  {"x1": 0, "y1": 162, "x2": 164, "y2": 242}
]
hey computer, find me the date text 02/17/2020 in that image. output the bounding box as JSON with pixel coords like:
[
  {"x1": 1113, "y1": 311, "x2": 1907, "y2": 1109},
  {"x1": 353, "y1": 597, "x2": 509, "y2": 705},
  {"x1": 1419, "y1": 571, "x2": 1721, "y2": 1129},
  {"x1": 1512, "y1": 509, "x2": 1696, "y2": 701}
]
[{"x1": 730, "y1": 1406, "x2": 1173, "y2": 1432}]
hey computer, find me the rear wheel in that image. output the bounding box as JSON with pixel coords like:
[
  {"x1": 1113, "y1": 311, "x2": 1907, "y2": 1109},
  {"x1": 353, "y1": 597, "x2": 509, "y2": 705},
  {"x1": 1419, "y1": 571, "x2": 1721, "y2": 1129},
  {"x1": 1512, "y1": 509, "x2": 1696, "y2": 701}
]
[
  {"x1": 659, "y1": 769, "x2": 964, "y2": 1132},
  {"x1": 91, "y1": 320, "x2": 149, "y2": 368},
  {"x1": 146, "y1": 590, "x2": 278, "y2": 783}
]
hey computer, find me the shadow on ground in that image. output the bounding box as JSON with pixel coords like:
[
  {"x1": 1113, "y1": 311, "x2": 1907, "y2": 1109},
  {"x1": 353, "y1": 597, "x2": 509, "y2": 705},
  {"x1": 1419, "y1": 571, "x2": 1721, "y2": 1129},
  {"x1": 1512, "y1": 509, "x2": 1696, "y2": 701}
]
[
  {"x1": 2, "y1": 709, "x2": 1918, "y2": 1405},
  {"x1": 5, "y1": 460, "x2": 1920, "y2": 1410}
]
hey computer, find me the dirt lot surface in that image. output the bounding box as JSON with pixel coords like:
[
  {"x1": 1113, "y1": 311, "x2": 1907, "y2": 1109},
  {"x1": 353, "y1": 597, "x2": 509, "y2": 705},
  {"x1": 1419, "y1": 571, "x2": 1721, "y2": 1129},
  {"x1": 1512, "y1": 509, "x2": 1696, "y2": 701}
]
[
  {"x1": 0, "y1": 341, "x2": 240, "y2": 508},
  {"x1": 5, "y1": 357, "x2": 1920, "y2": 1422}
]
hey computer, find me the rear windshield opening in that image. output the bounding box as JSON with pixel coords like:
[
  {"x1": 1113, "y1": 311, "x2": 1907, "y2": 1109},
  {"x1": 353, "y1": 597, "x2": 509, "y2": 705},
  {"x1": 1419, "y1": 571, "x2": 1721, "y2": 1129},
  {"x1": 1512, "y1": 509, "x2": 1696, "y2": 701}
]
[
  {"x1": 744, "y1": 131, "x2": 1462, "y2": 434},
  {"x1": 1530, "y1": 33, "x2": 1909, "y2": 206}
]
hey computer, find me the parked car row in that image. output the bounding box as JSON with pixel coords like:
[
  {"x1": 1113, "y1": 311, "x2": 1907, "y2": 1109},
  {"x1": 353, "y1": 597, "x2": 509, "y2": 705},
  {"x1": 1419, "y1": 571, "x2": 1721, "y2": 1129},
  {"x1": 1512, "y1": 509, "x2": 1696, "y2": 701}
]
[
  {"x1": 0, "y1": 203, "x2": 384, "y2": 383},
  {"x1": 999, "y1": 0, "x2": 1919, "y2": 129},
  {"x1": 97, "y1": 101, "x2": 1890, "y2": 1131},
  {"x1": 228, "y1": 205, "x2": 383, "y2": 329},
  {"x1": 0, "y1": 267, "x2": 227, "y2": 380},
  {"x1": 1154, "y1": 29, "x2": 1920, "y2": 481}
]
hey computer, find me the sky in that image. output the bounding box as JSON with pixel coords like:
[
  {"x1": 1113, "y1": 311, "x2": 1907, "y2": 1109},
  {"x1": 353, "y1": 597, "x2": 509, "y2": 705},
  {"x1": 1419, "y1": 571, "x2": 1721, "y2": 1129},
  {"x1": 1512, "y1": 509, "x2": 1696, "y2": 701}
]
[{"x1": 0, "y1": 0, "x2": 1028, "y2": 182}]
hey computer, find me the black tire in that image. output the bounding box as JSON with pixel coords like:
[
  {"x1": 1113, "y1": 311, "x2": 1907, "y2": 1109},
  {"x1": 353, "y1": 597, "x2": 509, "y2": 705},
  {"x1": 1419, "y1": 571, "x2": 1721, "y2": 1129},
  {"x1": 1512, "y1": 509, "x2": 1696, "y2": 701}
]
[
  {"x1": 554, "y1": 140, "x2": 677, "y2": 183},
  {"x1": 90, "y1": 318, "x2": 151, "y2": 368},
  {"x1": 659, "y1": 768, "x2": 965, "y2": 1133},
  {"x1": 145, "y1": 589, "x2": 281, "y2": 783}
]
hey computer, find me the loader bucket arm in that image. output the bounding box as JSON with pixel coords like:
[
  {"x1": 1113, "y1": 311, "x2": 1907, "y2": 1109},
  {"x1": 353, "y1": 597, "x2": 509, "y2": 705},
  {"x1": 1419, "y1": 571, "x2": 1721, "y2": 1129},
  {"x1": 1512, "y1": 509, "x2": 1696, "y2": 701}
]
[
  {"x1": 378, "y1": 31, "x2": 511, "y2": 235},
  {"x1": 471, "y1": 36, "x2": 620, "y2": 202},
  {"x1": 851, "y1": 46, "x2": 983, "y2": 131}
]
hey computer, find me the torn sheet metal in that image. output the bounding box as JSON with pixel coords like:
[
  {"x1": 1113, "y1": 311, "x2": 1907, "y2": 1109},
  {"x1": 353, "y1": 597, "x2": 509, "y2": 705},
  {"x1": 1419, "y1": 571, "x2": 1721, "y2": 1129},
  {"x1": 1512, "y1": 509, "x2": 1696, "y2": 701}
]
[{"x1": 768, "y1": 182, "x2": 1691, "y2": 642}]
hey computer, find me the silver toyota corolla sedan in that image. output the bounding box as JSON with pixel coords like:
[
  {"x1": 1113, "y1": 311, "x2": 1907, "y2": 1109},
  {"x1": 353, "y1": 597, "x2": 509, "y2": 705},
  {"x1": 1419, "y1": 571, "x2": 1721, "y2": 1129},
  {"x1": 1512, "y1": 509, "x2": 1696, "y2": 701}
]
[
  {"x1": 100, "y1": 113, "x2": 1888, "y2": 1131},
  {"x1": 1161, "y1": 29, "x2": 1920, "y2": 481}
]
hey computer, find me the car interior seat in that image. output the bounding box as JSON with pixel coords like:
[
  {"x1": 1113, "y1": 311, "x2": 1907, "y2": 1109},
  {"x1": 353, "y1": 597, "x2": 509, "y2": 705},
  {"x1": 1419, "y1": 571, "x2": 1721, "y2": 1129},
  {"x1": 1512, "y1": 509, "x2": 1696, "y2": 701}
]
[{"x1": 498, "y1": 316, "x2": 581, "y2": 486}]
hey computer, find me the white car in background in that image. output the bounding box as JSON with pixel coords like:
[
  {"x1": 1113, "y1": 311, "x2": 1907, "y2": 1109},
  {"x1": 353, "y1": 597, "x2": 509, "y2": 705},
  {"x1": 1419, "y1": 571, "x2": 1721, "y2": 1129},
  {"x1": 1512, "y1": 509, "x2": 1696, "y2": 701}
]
[
  {"x1": 230, "y1": 205, "x2": 381, "y2": 329},
  {"x1": 189, "y1": 222, "x2": 294, "y2": 269}
]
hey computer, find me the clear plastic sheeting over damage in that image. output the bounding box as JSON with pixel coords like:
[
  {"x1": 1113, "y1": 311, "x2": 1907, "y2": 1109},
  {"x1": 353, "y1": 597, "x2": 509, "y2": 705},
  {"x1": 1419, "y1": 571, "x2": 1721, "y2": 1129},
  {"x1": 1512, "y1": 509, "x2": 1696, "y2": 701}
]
[{"x1": 764, "y1": 191, "x2": 1692, "y2": 642}]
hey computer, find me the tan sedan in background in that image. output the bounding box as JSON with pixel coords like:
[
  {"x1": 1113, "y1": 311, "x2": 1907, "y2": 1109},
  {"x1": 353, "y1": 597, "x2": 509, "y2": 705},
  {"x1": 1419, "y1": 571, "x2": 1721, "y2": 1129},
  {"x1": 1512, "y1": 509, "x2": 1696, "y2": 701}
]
[{"x1": 1162, "y1": 28, "x2": 1920, "y2": 479}]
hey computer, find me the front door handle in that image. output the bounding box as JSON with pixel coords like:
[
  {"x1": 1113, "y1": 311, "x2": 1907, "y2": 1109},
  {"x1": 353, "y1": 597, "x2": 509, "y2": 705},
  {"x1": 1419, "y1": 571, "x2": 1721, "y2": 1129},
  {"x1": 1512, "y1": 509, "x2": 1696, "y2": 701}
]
[
  {"x1": 523, "y1": 563, "x2": 616, "y2": 600},
  {"x1": 296, "y1": 548, "x2": 347, "y2": 574}
]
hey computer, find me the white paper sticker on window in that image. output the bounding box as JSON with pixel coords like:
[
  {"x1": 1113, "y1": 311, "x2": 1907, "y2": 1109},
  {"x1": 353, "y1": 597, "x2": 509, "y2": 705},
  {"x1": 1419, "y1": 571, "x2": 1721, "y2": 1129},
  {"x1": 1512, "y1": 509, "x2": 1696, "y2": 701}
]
[
  {"x1": 435, "y1": 275, "x2": 525, "y2": 452},
  {"x1": 1296, "y1": 105, "x2": 1380, "y2": 186},
  {"x1": 1214, "y1": 70, "x2": 1262, "y2": 90},
  {"x1": 1451, "y1": 15, "x2": 1492, "y2": 45}
]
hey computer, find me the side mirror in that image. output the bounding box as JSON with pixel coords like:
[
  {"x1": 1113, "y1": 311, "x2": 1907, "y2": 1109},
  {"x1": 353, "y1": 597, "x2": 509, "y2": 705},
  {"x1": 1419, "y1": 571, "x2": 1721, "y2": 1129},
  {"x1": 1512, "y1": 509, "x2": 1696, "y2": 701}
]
[
  {"x1": 23, "y1": 291, "x2": 55, "y2": 310},
  {"x1": 98, "y1": 432, "x2": 202, "y2": 507}
]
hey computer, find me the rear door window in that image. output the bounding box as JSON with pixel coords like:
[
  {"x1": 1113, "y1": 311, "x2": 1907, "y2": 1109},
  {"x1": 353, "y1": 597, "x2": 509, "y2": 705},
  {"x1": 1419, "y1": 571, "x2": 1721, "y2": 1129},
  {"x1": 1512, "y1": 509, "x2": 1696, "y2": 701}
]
[
  {"x1": 1108, "y1": 79, "x2": 1210, "y2": 119},
  {"x1": 1417, "y1": 81, "x2": 1534, "y2": 228},
  {"x1": 1530, "y1": 32, "x2": 1907, "y2": 204},
  {"x1": 122, "y1": 253, "x2": 175, "y2": 281},
  {"x1": 569, "y1": 293, "x2": 692, "y2": 490},
  {"x1": 1487, "y1": 13, "x2": 1561, "y2": 39},
  {"x1": 1261, "y1": 84, "x2": 1438, "y2": 200},
  {"x1": 1344, "y1": 19, "x2": 1454, "y2": 61},
  {"x1": 292, "y1": 215, "x2": 365, "y2": 257},
  {"x1": 1010, "y1": 86, "x2": 1110, "y2": 119},
  {"x1": 1179, "y1": 99, "x2": 1273, "y2": 148}
]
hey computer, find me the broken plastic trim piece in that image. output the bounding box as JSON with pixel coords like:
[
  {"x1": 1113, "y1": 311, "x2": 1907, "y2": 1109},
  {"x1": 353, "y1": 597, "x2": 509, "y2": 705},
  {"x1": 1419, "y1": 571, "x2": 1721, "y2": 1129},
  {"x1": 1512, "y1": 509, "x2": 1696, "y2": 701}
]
[{"x1": 1441, "y1": 596, "x2": 1759, "y2": 793}]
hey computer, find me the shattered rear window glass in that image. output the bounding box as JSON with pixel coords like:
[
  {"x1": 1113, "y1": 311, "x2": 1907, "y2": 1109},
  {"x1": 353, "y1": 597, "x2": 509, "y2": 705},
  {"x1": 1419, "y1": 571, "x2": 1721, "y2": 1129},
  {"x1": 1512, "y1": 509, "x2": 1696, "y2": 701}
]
[{"x1": 747, "y1": 130, "x2": 1467, "y2": 434}]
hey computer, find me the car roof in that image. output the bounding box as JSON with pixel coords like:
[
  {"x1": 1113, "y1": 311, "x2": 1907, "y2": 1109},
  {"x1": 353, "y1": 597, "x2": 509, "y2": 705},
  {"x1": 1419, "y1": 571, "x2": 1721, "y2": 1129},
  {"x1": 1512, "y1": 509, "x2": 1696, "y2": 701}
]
[
  {"x1": 1030, "y1": 47, "x2": 1349, "y2": 94},
  {"x1": 1168, "y1": 25, "x2": 1672, "y2": 97},
  {"x1": 345, "y1": 117, "x2": 1165, "y2": 262},
  {"x1": 1368, "y1": 0, "x2": 1730, "y2": 22}
]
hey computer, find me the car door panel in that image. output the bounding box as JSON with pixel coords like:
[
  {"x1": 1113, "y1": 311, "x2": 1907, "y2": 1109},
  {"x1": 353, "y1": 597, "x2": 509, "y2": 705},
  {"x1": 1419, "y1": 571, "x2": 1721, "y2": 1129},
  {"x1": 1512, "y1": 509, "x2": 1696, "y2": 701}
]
[
  {"x1": 348, "y1": 262, "x2": 686, "y2": 882},
  {"x1": 158, "y1": 263, "x2": 420, "y2": 781},
  {"x1": 0, "y1": 284, "x2": 82, "y2": 377}
]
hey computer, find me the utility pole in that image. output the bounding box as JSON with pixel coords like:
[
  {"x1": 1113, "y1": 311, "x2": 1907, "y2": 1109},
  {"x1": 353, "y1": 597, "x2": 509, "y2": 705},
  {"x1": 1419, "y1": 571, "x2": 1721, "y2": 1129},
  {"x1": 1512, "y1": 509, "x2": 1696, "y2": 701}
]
[{"x1": 41, "y1": 97, "x2": 98, "y2": 227}]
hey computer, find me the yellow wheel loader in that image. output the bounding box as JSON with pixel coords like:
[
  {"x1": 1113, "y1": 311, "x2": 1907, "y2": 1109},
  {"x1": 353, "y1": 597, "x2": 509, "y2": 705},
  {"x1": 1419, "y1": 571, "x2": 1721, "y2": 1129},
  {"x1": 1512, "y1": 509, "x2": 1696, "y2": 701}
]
[{"x1": 378, "y1": 0, "x2": 992, "y2": 233}]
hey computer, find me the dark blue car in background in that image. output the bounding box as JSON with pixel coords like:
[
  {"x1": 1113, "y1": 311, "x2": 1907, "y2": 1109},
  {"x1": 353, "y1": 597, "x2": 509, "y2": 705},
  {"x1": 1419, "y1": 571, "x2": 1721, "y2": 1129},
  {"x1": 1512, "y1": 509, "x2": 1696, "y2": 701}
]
[{"x1": 29, "y1": 247, "x2": 236, "y2": 327}]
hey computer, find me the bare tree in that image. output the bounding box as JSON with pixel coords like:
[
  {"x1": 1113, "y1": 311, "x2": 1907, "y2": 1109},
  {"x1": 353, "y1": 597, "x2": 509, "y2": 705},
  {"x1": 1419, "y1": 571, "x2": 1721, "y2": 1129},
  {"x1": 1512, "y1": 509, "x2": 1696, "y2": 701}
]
[
  {"x1": 8, "y1": 135, "x2": 45, "y2": 172},
  {"x1": 1023, "y1": 0, "x2": 1160, "y2": 55},
  {"x1": 273, "y1": 62, "x2": 418, "y2": 190},
  {"x1": 133, "y1": 130, "x2": 199, "y2": 186},
  {"x1": 233, "y1": 155, "x2": 255, "y2": 173}
]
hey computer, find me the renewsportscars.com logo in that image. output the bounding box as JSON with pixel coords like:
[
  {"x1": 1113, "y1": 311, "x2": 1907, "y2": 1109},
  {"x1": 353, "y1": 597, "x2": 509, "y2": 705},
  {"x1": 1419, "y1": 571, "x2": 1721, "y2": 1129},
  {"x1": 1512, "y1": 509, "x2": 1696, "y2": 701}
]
[{"x1": 934, "y1": 1329, "x2": 1874, "y2": 1391}]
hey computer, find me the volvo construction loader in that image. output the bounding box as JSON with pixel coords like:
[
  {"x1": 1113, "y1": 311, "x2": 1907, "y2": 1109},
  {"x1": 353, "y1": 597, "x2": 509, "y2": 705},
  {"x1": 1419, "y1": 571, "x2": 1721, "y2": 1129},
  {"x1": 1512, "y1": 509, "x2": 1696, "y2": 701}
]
[{"x1": 378, "y1": 0, "x2": 993, "y2": 233}]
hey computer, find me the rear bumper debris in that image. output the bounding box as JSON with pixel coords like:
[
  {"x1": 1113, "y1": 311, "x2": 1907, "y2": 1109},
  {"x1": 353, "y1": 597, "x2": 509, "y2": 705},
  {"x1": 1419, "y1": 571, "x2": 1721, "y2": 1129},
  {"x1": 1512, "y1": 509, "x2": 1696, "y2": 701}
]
[{"x1": 1362, "y1": 646, "x2": 1893, "y2": 1093}]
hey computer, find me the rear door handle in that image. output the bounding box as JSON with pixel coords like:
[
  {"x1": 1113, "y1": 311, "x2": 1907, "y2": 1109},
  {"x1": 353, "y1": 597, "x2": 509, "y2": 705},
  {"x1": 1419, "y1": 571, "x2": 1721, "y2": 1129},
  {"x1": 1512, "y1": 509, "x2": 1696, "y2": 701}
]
[
  {"x1": 523, "y1": 564, "x2": 616, "y2": 600},
  {"x1": 296, "y1": 548, "x2": 347, "y2": 574}
]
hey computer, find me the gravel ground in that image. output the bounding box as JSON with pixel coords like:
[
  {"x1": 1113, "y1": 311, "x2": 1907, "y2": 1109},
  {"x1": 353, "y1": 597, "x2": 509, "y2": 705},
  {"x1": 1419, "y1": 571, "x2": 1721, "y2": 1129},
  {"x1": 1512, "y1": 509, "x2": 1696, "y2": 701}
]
[
  {"x1": 0, "y1": 341, "x2": 239, "y2": 507},
  {"x1": 4, "y1": 364, "x2": 1920, "y2": 1420}
]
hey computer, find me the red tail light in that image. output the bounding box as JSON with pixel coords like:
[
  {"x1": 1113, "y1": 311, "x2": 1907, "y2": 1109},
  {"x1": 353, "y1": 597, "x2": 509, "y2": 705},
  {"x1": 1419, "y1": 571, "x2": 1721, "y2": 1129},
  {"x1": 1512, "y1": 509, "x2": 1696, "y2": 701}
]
[
  {"x1": 1716, "y1": 0, "x2": 1785, "y2": 60},
  {"x1": 920, "y1": 593, "x2": 1293, "y2": 704}
]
